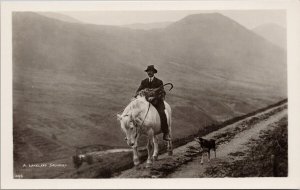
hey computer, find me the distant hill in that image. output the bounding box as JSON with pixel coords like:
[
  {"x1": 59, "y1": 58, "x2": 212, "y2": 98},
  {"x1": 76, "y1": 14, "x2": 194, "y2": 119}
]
[
  {"x1": 37, "y1": 12, "x2": 81, "y2": 23},
  {"x1": 252, "y1": 23, "x2": 286, "y2": 49},
  {"x1": 12, "y1": 12, "x2": 287, "y2": 165},
  {"x1": 122, "y1": 21, "x2": 172, "y2": 30}
]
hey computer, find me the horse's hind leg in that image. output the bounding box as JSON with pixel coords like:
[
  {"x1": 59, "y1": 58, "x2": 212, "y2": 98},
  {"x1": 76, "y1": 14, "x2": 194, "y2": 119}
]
[
  {"x1": 167, "y1": 139, "x2": 173, "y2": 156},
  {"x1": 214, "y1": 148, "x2": 217, "y2": 158},
  {"x1": 152, "y1": 136, "x2": 159, "y2": 161},
  {"x1": 165, "y1": 109, "x2": 173, "y2": 156}
]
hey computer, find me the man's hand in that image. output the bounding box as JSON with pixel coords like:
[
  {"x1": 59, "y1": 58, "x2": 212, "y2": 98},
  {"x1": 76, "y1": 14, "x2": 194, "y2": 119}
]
[{"x1": 148, "y1": 97, "x2": 154, "y2": 101}]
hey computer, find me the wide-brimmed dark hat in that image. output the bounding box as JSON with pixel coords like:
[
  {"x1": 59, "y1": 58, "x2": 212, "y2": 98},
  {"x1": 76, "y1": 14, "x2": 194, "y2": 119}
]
[{"x1": 145, "y1": 65, "x2": 157, "y2": 73}]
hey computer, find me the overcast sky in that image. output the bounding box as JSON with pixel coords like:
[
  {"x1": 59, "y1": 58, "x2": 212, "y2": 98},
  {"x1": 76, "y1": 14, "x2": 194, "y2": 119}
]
[{"x1": 61, "y1": 10, "x2": 286, "y2": 29}]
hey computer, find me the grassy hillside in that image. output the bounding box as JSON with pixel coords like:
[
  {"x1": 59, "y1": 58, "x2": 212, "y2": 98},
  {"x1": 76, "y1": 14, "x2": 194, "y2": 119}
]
[{"x1": 12, "y1": 12, "x2": 287, "y2": 169}]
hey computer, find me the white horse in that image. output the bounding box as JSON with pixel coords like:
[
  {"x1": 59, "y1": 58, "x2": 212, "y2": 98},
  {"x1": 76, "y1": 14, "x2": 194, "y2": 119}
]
[{"x1": 117, "y1": 95, "x2": 172, "y2": 167}]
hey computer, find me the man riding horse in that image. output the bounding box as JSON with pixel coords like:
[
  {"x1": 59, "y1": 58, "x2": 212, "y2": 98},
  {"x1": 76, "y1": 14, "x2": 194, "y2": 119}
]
[{"x1": 135, "y1": 65, "x2": 171, "y2": 141}]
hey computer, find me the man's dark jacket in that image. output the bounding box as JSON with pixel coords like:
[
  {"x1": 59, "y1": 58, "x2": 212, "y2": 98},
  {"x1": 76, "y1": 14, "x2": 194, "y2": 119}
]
[
  {"x1": 136, "y1": 77, "x2": 168, "y2": 134},
  {"x1": 136, "y1": 77, "x2": 163, "y2": 93}
]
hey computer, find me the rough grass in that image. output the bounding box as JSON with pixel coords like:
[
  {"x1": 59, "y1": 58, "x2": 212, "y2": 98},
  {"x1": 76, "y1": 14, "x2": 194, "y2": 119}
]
[{"x1": 60, "y1": 151, "x2": 134, "y2": 178}]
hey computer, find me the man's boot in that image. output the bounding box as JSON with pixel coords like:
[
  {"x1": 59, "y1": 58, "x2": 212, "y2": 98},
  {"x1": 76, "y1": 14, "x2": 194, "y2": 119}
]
[
  {"x1": 160, "y1": 109, "x2": 170, "y2": 141},
  {"x1": 156, "y1": 100, "x2": 171, "y2": 141}
]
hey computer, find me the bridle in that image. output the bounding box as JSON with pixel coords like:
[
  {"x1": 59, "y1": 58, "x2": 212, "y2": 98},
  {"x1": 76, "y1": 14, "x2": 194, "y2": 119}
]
[{"x1": 122, "y1": 101, "x2": 151, "y2": 142}]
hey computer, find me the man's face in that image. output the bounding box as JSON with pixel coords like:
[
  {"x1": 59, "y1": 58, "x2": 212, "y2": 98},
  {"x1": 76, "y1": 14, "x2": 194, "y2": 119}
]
[{"x1": 147, "y1": 70, "x2": 154, "y2": 78}]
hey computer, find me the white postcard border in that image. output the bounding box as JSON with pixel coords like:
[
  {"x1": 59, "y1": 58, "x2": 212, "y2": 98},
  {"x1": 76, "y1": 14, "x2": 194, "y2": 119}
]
[{"x1": 1, "y1": 0, "x2": 300, "y2": 189}]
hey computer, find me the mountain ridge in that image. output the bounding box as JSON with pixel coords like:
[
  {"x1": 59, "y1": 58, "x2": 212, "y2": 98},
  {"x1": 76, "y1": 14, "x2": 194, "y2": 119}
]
[
  {"x1": 122, "y1": 21, "x2": 172, "y2": 30},
  {"x1": 37, "y1": 12, "x2": 82, "y2": 23},
  {"x1": 252, "y1": 23, "x2": 286, "y2": 49}
]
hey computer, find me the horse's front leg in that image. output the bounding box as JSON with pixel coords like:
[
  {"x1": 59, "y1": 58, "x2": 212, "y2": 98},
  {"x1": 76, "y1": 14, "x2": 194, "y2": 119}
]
[
  {"x1": 200, "y1": 153, "x2": 204, "y2": 165},
  {"x1": 152, "y1": 136, "x2": 159, "y2": 161},
  {"x1": 146, "y1": 138, "x2": 153, "y2": 168},
  {"x1": 132, "y1": 146, "x2": 140, "y2": 166}
]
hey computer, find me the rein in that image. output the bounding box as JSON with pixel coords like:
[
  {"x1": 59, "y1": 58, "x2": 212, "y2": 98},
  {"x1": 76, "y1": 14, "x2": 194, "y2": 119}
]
[
  {"x1": 134, "y1": 102, "x2": 151, "y2": 138},
  {"x1": 139, "y1": 102, "x2": 151, "y2": 129}
]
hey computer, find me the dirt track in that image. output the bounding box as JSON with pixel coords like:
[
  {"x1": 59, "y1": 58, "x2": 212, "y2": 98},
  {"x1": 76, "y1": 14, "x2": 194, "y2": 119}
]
[{"x1": 115, "y1": 103, "x2": 287, "y2": 178}]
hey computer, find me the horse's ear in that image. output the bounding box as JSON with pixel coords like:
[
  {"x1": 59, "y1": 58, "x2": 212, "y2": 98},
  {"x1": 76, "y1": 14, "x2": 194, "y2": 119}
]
[{"x1": 117, "y1": 114, "x2": 122, "y2": 120}]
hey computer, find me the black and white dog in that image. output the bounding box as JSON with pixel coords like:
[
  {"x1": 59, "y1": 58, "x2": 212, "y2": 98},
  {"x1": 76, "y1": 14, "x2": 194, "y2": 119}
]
[{"x1": 194, "y1": 137, "x2": 216, "y2": 164}]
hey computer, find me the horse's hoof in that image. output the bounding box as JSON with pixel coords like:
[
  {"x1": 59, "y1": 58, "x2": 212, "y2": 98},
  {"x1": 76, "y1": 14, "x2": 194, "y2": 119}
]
[
  {"x1": 135, "y1": 164, "x2": 142, "y2": 170},
  {"x1": 153, "y1": 156, "x2": 158, "y2": 161},
  {"x1": 168, "y1": 151, "x2": 173, "y2": 156},
  {"x1": 133, "y1": 157, "x2": 140, "y2": 166},
  {"x1": 146, "y1": 163, "x2": 152, "y2": 168}
]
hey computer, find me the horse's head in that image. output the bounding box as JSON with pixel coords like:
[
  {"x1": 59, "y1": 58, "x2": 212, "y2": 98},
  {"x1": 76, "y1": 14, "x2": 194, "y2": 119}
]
[
  {"x1": 117, "y1": 97, "x2": 148, "y2": 147},
  {"x1": 117, "y1": 113, "x2": 140, "y2": 147}
]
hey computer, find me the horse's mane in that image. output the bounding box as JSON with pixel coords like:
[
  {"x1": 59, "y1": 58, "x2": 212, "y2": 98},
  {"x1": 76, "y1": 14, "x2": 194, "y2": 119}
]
[{"x1": 122, "y1": 96, "x2": 147, "y2": 117}]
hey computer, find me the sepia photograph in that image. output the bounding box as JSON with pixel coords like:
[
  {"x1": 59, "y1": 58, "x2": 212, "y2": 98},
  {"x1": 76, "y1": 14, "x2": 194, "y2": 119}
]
[{"x1": 1, "y1": 0, "x2": 300, "y2": 189}]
